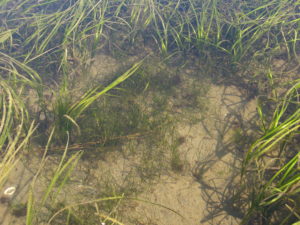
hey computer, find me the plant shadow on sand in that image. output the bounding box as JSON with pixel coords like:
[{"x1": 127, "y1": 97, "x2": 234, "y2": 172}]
[{"x1": 190, "y1": 85, "x2": 259, "y2": 224}]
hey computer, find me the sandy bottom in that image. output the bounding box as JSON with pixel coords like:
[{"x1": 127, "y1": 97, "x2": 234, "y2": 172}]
[
  {"x1": 0, "y1": 54, "x2": 257, "y2": 225},
  {"x1": 123, "y1": 85, "x2": 256, "y2": 225}
]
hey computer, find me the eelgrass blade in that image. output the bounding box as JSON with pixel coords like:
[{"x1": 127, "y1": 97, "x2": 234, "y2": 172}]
[
  {"x1": 67, "y1": 59, "x2": 144, "y2": 120},
  {"x1": 41, "y1": 132, "x2": 82, "y2": 205},
  {"x1": 0, "y1": 81, "x2": 36, "y2": 188},
  {"x1": 242, "y1": 80, "x2": 300, "y2": 223},
  {"x1": 46, "y1": 195, "x2": 183, "y2": 225},
  {"x1": 0, "y1": 52, "x2": 42, "y2": 83},
  {"x1": 243, "y1": 80, "x2": 300, "y2": 169},
  {"x1": 26, "y1": 189, "x2": 34, "y2": 225}
]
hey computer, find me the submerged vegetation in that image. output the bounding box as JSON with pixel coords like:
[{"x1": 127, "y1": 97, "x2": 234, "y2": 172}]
[
  {"x1": 0, "y1": 0, "x2": 300, "y2": 224},
  {"x1": 241, "y1": 80, "x2": 300, "y2": 224}
]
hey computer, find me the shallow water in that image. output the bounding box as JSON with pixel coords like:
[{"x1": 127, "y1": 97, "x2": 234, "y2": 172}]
[
  {"x1": 0, "y1": 0, "x2": 299, "y2": 224},
  {"x1": 0, "y1": 51, "x2": 258, "y2": 224}
]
